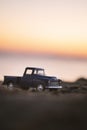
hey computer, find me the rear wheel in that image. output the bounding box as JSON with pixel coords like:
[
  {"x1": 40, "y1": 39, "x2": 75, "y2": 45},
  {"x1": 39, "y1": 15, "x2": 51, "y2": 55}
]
[
  {"x1": 7, "y1": 82, "x2": 14, "y2": 90},
  {"x1": 37, "y1": 84, "x2": 44, "y2": 92}
]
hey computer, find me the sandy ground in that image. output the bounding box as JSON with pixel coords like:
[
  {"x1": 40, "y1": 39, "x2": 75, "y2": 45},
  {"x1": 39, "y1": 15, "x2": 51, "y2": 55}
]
[{"x1": 0, "y1": 80, "x2": 87, "y2": 130}]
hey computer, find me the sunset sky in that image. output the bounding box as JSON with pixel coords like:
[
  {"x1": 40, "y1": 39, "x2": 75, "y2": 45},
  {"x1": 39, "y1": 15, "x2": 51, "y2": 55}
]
[{"x1": 0, "y1": 0, "x2": 87, "y2": 59}]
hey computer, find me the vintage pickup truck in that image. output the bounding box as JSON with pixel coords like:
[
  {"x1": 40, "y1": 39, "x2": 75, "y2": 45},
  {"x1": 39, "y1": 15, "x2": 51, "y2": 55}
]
[{"x1": 3, "y1": 67, "x2": 62, "y2": 91}]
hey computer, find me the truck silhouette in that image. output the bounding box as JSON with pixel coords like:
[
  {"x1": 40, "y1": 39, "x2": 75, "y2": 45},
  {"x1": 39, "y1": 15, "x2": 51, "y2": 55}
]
[{"x1": 3, "y1": 67, "x2": 62, "y2": 91}]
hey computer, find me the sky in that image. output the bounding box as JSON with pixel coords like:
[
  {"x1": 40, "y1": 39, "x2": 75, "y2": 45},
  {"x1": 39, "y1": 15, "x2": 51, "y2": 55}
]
[{"x1": 0, "y1": 0, "x2": 87, "y2": 58}]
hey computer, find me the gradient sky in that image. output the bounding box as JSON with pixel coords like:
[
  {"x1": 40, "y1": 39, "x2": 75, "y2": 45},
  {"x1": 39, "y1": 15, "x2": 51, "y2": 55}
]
[{"x1": 0, "y1": 0, "x2": 87, "y2": 58}]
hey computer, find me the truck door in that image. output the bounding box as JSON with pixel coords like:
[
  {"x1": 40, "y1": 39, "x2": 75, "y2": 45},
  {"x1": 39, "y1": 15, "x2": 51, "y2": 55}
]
[{"x1": 20, "y1": 69, "x2": 34, "y2": 88}]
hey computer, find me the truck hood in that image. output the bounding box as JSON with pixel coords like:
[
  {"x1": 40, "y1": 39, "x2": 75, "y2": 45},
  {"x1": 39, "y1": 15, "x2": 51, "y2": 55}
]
[{"x1": 36, "y1": 75, "x2": 57, "y2": 81}]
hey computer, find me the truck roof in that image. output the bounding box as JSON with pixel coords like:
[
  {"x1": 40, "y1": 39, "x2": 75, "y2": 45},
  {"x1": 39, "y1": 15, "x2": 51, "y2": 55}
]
[{"x1": 25, "y1": 67, "x2": 44, "y2": 71}]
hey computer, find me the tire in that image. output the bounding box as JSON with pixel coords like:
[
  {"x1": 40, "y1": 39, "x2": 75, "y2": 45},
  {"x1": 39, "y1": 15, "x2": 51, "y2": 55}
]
[
  {"x1": 7, "y1": 82, "x2": 14, "y2": 90},
  {"x1": 37, "y1": 84, "x2": 44, "y2": 92}
]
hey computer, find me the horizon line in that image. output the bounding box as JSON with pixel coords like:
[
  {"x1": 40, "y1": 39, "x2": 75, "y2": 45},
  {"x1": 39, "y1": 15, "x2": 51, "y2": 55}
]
[{"x1": 0, "y1": 50, "x2": 87, "y2": 61}]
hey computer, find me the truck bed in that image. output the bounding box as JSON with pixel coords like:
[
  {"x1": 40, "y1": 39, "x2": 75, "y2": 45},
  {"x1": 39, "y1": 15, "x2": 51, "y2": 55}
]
[{"x1": 3, "y1": 76, "x2": 21, "y2": 85}]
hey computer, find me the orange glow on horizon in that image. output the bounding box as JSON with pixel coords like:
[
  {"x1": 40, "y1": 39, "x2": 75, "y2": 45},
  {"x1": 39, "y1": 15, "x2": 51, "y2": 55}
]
[{"x1": 0, "y1": 34, "x2": 87, "y2": 59}]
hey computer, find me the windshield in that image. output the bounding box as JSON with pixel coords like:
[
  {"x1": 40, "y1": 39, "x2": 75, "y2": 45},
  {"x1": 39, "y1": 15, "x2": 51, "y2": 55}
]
[{"x1": 34, "y1": 69, "x2": 45, "y2": 75}]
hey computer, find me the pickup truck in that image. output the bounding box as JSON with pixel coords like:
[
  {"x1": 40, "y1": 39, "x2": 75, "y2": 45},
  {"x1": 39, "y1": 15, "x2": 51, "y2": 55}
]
[{"x1": 3, "y1": 67, "x2": 62, "y2": 91}]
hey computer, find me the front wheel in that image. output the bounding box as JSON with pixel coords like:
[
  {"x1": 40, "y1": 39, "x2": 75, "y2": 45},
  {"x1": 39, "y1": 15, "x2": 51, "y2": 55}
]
[{"x1": 36, "y1": 84, "x2": 44, "y2": 92}]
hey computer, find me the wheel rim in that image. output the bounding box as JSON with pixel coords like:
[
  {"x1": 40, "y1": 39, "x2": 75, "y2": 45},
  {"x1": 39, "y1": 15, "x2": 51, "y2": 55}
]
[
  {"x1": 8, "y1": 83, "x2": 14, "y2": 90},
  {"x1": 37, "y1": 84, "x2": 44, "y2": 92}
]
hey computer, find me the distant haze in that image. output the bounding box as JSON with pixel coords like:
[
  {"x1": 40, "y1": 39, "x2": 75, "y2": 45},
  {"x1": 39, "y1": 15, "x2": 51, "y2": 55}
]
[{"x1": 0, "y1": 52, "x2": 87, "y2": 81}]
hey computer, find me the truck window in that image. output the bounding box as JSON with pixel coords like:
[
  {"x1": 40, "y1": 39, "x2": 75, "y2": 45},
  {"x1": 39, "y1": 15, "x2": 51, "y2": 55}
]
[
  {"x1": 34, "y1": 70, "x2": 44, "y2": 75},
  {"x1": 34, "y1": 70, "x2": 37, "y2": 74},
  {"x1": 37, "y1": 70, "x2": 44, "y2": 75},
  {"x1": 26, "y1": 69, "x2": 33, "y2": 75}
]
